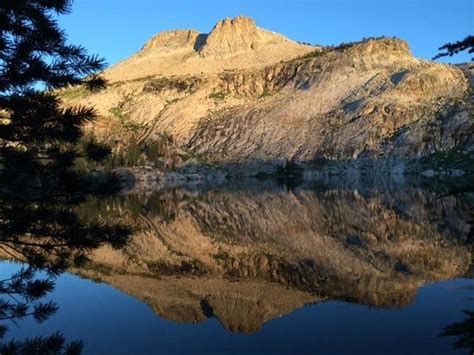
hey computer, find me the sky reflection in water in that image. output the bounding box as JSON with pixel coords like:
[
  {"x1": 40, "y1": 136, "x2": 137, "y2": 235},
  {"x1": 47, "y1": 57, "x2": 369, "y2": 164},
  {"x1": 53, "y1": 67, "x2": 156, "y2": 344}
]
[{"x1": 1, "y1": 182, "x2": 473, "y2": 354}]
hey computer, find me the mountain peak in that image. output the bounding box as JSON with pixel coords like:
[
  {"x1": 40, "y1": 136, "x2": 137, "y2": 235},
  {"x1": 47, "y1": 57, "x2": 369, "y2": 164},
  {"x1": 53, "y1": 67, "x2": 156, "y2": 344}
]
[
  {"x1": 137, "y1": 16, "x2": 293, "y2": 60},
  {"x1": 198, "y1": 15, "x2": 290, "y2": 58},
  {"x1": 215, "y1": 15, "x2": 257, "y2": 29},
  {"x1": 140, "y1": 29, "x2": 202, "y2": 53}
]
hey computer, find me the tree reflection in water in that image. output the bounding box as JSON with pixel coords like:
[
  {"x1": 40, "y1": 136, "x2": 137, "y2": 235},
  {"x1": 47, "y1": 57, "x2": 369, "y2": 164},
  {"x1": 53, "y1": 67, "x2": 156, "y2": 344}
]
[
  {"x1": 0, "y1": 189, "x2": 130, "y2": 353},
  {"x1": 1, "y1": 179, "x2": 472, "y2": 352},
  {"x1": 440, "y1": 309, "x2": 474, "y2": 352},
  {"x1": 0, "y1": 267, "x2": 79, "y2": 353}
]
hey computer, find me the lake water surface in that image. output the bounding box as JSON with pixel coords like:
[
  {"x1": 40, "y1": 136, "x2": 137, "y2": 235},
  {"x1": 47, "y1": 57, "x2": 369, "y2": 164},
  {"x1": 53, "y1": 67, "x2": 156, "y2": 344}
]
[{"x1": 1, "y1": 180, "x2": 473, "y2": 354}]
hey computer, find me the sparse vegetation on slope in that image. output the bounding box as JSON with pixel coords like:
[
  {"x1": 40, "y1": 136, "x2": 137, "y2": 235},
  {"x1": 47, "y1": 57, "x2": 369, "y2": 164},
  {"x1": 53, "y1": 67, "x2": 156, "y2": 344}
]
[{"x1": 58, "y1": 17, "x2": 472, "y2": 174}]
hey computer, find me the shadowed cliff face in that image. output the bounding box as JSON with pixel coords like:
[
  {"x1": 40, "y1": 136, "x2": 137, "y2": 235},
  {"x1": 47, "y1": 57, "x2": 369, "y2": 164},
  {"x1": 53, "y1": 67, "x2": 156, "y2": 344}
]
[{"x1": 73, "y1": 182, "x2": 473, "y2": 335}]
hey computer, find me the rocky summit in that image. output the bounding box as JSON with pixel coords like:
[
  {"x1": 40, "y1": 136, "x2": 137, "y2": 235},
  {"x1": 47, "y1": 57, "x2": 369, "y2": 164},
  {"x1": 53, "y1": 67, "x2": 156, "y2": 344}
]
[{"x1": 60, "y1": 16, "x2": 473, "y2": 176}]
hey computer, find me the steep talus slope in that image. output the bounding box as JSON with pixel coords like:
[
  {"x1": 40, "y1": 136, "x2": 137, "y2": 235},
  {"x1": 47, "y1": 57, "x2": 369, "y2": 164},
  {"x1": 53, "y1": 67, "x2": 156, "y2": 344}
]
[
  {"x1": 72, "y1": 186, "x2": 472, "y2": 333},
  {"x1": 60, "y1": 16, "x2": 472, "y2": 168}
]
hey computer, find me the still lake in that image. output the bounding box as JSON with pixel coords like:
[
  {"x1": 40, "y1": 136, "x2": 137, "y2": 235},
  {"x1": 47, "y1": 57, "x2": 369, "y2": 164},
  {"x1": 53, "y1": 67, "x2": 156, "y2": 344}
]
[{"x1": 1, "y1": 180, "x2": 473, "y2": 354}]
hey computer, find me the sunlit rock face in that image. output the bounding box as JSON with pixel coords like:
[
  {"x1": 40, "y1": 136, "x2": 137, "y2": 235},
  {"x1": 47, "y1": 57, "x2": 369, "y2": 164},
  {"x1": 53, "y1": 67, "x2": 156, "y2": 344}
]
[
  {"x1": 74, "y1": 183, "x2": 473, "y2": 334},
  {"x1": 198, "y1": 16, "x2": 292, "y2": 58},
  {"x1": 59, "y1": 16, "x2": 472, "y2": 165},
  {"x1": 140, "y1": 29, "x2": 203, "y2": 53}
]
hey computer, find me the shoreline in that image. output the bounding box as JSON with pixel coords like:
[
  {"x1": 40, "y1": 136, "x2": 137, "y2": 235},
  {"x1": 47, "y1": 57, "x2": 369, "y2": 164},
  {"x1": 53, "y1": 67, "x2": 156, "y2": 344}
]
[{"x1": 113, "y1": 157, "x2": 474, "y2": 191}]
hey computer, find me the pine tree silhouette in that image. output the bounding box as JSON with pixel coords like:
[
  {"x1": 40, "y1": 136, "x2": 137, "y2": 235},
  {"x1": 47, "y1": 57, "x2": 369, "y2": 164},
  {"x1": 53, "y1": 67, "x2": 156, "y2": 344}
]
[
  {"x1": 434, "y1": 35, "x2": 474, "y2": 60},
  {"x1": 0, "y1": 1, "x2": 131, "y2": 353}
]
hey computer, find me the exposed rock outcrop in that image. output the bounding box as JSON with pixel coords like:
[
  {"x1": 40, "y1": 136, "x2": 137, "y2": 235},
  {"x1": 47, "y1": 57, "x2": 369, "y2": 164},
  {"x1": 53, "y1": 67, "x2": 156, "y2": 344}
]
[
  {"x1": 139, "y1": 29, "x2": 207, "y2": 55},
  {"x1": 199, "y1": 16, "x2": 291, "y2": 58},
  {"x1": 60, "y1": 16, "x2": 473, "y2": 169}
]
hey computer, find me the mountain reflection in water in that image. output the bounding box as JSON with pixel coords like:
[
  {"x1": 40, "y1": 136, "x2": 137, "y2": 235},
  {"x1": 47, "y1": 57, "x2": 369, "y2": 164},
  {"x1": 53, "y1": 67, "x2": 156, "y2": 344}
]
[
  {"x1": 2, "y1": 180, "x2": 473, "y2": 353},
  {"x1": 75, "y1": 182, "x2": 473, "y2": 331}
]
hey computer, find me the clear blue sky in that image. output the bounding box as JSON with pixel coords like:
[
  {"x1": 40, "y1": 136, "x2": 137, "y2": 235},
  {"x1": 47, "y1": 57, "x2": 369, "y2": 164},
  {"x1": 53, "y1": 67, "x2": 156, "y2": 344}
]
[{"x1": 58, "y1": 0, "x2": 473, "y2": 67}]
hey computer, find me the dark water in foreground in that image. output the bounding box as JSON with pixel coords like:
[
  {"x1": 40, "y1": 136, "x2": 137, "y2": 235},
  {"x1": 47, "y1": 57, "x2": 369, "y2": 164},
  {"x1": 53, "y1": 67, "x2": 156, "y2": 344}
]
[{"x1": 1, "y1": 181, "x2": 473, "y2": 354}]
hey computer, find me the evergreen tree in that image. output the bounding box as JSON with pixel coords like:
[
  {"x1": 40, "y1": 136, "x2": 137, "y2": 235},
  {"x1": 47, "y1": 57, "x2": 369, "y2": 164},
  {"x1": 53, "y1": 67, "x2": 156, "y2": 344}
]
[
  {"x1": 434, "y1": 35, "x2": 474, "y2": 60},
  {"x1": 0, "y1": 0, "x2": 130, "y2": 269},
  {"x1": 0, "y1": 1, "x2": 130, "y2": 353}
]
